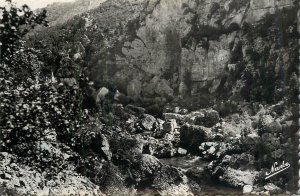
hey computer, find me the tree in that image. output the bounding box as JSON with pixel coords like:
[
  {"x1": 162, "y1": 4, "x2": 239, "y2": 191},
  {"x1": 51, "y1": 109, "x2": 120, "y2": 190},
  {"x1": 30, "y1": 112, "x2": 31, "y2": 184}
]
[
  {"x1": 0, "y1": 0, "x2": 48, "y2": 63},
  {"x1": 0, "y1": 1, "x2": 88, "y2": 156}
]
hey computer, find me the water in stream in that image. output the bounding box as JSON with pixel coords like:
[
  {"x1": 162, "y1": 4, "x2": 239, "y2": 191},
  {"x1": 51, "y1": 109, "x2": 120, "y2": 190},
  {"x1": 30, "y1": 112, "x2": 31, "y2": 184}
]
[{"x1": 160, "y1": 156, "x2": 243, "y2": 195}]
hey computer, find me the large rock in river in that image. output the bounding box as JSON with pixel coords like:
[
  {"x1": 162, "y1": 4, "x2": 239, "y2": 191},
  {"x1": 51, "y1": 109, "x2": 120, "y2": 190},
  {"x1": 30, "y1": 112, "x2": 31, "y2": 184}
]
[
  {"x1": 140, "y1": 114, "x2": 157, "y2": 131},
  {"x1": 194, "y1": 109, "x2": 220, "y2": 128},
  {"x1": 180, "y1": 123, "x2": 212, "y2": 151},
  {"x1": 220, "y1": 167, "x2": 259, "y2": 188}
]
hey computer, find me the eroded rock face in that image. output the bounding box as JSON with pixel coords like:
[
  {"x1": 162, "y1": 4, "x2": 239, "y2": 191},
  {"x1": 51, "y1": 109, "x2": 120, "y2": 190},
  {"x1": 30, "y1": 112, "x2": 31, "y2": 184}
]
[
  {"x1": 39, "y1": 0, "x2": 297, "y2": 102},
  {"x1": 41, "y1": 0, "x2": 297, "y2": 103}
]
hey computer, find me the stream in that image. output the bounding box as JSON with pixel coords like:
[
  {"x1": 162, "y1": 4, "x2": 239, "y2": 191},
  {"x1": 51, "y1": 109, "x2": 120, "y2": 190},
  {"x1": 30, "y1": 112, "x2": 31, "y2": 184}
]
[{"x1": 160, "y1": 156, "x2": 242, "y2": 195}]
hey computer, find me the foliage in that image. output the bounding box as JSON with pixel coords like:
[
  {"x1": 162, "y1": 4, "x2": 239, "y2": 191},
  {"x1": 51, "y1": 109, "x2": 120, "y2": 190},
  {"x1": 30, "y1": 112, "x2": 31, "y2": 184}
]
[
  {"x1": 0, "y1": 1, "x2": 88, "y2": 155},
  {"x1": 0, "y1": 61, "x2": 89, "y2": 151},
  {"x1": 0, "y1": 0, "x2": 48, "y2": 63}
]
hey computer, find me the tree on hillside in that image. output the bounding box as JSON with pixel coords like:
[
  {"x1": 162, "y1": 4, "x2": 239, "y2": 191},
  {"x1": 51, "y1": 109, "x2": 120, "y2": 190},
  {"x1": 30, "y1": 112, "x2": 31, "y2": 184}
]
[
  {"x1": 0, "y1": 0, "x2": 48, "y2": 63},
  {"x1": 0, "y1": 0, "x2": 89, "y2": 159}
]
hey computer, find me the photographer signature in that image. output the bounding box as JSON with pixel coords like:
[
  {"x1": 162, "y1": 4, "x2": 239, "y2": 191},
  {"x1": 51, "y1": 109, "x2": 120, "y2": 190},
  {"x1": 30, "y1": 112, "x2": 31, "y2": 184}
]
[{"x1": 265, "y1": 161, "x2": 290, "y2": 179}]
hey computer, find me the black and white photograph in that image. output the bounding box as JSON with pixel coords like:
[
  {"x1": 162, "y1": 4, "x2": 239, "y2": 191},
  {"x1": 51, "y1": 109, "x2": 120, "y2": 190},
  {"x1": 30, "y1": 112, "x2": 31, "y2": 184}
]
[{"x1": 0, "y1": 0, "x2": 299, "y2": 195}]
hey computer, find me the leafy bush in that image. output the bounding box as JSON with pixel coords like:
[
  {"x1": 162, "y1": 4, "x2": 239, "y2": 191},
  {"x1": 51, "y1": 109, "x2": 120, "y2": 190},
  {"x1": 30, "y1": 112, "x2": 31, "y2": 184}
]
[
  {"x1": 0, "y1": 1, "x2": 88, "y2": 156},
  {"x1": 0, "y1": 0, "x2": 48, "y2": 63},
  {"x1": 0, "y1": 62, "x2": 89, "y2": 151}
]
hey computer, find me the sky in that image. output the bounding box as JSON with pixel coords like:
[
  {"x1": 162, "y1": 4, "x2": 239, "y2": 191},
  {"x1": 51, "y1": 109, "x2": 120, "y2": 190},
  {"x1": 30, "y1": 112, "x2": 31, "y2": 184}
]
[{"x1": 0, "y1": 0, "x2": 75, "y2": 10}]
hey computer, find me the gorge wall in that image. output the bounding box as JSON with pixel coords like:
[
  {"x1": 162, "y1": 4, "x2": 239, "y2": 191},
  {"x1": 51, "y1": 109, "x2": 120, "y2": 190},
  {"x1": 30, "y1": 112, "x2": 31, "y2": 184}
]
[{"x1": 40, "y1": 0, "x2": 298, "y2": 104}]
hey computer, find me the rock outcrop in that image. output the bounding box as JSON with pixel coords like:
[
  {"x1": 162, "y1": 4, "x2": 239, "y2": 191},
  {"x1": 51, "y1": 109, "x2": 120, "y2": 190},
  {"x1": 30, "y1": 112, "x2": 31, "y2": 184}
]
[{"x1": 37, "y1": 0, "x2": 298, "y2": 104}]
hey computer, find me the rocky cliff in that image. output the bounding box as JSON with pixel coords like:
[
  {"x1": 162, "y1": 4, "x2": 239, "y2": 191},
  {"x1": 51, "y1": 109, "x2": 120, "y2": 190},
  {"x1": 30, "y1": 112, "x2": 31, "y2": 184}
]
[
  {"x1": 37, "y1": 0, "x2": 298, "y2": 104},
  {"x1": 40, "y1": 0, "x2": 107, "y2": 26}
]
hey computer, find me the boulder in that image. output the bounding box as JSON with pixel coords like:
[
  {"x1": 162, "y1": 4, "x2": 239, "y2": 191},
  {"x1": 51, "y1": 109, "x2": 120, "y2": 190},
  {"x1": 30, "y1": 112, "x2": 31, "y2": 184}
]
[
  {"x1": 152, "y1": 119, "x2": 167, "y2": 138},
  {"x1": 125, "y1": 104, "x2": 146, "y2": 115},
  {"x1": 140, "y1": 114, "x2": 157, "y2": 131},
  {"x1": 153, "y1": 141, "x2": 176, "y2": 158},
  {"x1": 112, "y1": 104, "x2": 130, "y2": 119},
  {"x1": 163, "y1": 133, "x2": 175, "y2": 141},
  {"x1": 162, "y1": 119, "x2": 178, "y2": 134},
  {"x1": 228, "y1": 153, "x2": 255, "y2": 170},
  {"x1": 200, "y1": 142, "x2": 241, "y2": 161},
  {"x1": 3, "y1": 173, "x2": 12, "y2": 180},
  {"x1": 264, "y1": 183, "x2": 282, "y2": 194},
  {"x1": 185, "y1": 111, "x2": 205, "y2": 124},
  {"x1": 158, "y1": 183, "x2": 193, "y2": 196},
  {"x1": 96, "y1": 87, "x2": 110, "y2": 104},
  {"x1": 180, "y1": 124, "x2": 212, "y2": 150},
  {"x1": 179, "y1": 108, "x2": 189, "y2": 115},
  {"x1": 163, "y1": 113, "x2": 185, "y2": 122},
  {"x1": 144, "y1": 139, "x2": 176, "y2": 158},
  {"x1": 199, "y1": 142, "x2": 218, "y2": 160},
  {"x1": 152, "y1": 165, "x2": 184, "y2": 190},
  {"x1": 194, "y1": 109, "x2": 220, "y2": 128},
  {"x1": 96, "y1": 163, "x2": 130, "y2": 195},
  {"x1": 177, "y1": 148, "x2": 187, "y2": 156},
  {"x1": 131, "y1": 154, "x2": 162, "y2": 184},
  {"x1": 243, "y1": 185, "x2": 253, "y2": 194},
  {"x1": 174, "y1": 107, "x2": 180, "y2": 113},
  {"x1": 221, "y1": 122, "x2": 241, "y2": 138},
  {"x1": 100, "y1": 135, "x2": 112, "y2": 161},
  {"x1": 115, "y1": 93, "x2": 133, "y2": 105},
  {"x1": 88, "y1": 133, "x2": 112, "y2": 161},
  {"x1": 218, "y1": 142, "x2": 242, "y2": 158},
  {"x1": 220, "y1": 167, "x2": 259, "y2": 188},
  {"x1": 111, "y1": 136, "x2": 144, "y2": 161}
]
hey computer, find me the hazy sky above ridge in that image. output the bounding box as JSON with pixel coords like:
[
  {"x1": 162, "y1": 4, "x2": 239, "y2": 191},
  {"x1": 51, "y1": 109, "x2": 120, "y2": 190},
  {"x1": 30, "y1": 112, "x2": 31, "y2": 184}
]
[{"x1": 0, "y1": 0, "x2": 75, "y2": 10}]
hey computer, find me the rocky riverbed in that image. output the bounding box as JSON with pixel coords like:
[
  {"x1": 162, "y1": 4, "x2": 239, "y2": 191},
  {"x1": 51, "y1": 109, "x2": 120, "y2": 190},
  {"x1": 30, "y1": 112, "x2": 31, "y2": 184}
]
[{"x1": 0, "y1": 94, "x2": 297, "y2": 195}]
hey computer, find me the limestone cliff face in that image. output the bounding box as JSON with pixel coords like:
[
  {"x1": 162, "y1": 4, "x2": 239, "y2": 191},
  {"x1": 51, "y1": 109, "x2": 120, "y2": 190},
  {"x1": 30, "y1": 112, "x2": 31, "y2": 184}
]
[
  {"x1": 43, "y1": 0, "x2": 107, "y2": 26},
  {"x1": 42, "y1": 0, "x2": 298, "y2": 102}
]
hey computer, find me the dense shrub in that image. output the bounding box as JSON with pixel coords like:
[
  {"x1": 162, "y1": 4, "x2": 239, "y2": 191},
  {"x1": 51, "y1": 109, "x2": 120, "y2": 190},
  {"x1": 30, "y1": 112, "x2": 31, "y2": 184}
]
[
  {"x1": 0, "y1": 61, "x2": 89, "y2": 151},
  {"x1": 0, "y1": 1, "x2": 88, "y2": 155},
  {"x1": 0, "y1": 0, "x2": 48, "y2": 63}
]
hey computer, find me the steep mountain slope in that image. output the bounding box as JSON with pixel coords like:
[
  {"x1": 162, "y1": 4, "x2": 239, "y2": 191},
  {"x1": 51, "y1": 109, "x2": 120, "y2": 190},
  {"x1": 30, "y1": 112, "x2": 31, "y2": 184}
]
[
  {"x1": 35, "y1": 0, "x2": 298, "y2": 106},
  {"x1": 41, "y1": 0, "x2": 107, "y2": 26}
]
